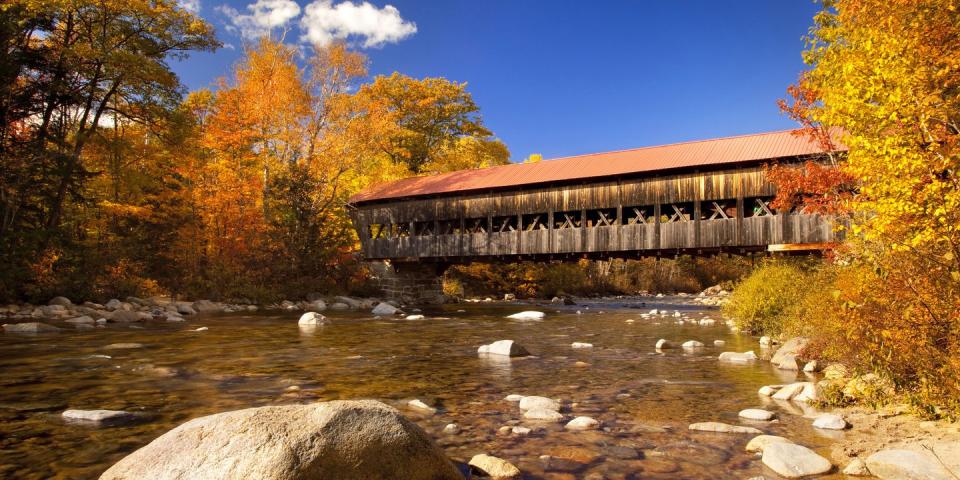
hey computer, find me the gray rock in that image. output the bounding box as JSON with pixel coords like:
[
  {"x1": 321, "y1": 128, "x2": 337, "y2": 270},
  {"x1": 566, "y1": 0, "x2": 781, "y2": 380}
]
[
  {"x1": 478, "y1": 340, "x2": 530, "y2": 357},
  {"x1": 65, "y1": 315, "x2": 95, "y2": 325},
  {"x1": 191, "y1": 300, "x2": 222, "y2": 313},
  {"x1": 48, "y1": 296, "x2": 72, "y2": 306},
  {"x1": 110, "y1": 310, "x2": 151, "y2": 322},
  {"x1": 506, "y1": 311, "x2": 544, "y2": 320},
  {"x1": 329, "y1": 302, "x2": 350, "y2": 310},
  {"x1": 518, "y1": 396, "x2": 560, "y2": 412},
  {"x1": 776, "y1": 353, "x2": 803, "y2": 370},
  {"x1": 333, "y1": 296, "x2": 361, "y2": 309},
  {"x1": 719, "y1": 351, "x2": 758, "y2": 363},
  {"x1": 99, "y1": 400, "x2": 462, "y2": 480},
  {"x1": 745, "y1": 434, "x2": 793, "y2": 453},
  {"x1": 681, "y1": 340, "x2": 704, "y2": 348},
  {"x1": 469, "y1": 454, "x2": 520, "y2": 479},
  {"x1": 564, "y1": 416, "x2": 599, "y2": 430},
  {"x1": 305, "y1": 300, "x2": 327, "y2": 312},
  {"x1": 105, "y1": 299, "x2": 123, "y2": 310},
  {"x1": 738, "y1": 409, "x2": 775, "y2": 421},
  {"x1": 523, "y1": 407, "x2": 564, "y2": 421},
  {"x1": 762, "y1": 443, "x2": 833, "y2": 478},
  {"x1": 62, "y1": 409, "x2": 137, "y2": 425},
  {"x1": 812, "y1": 414, "x2": 847, "y2": 430},
  {"x1": 298, "y1": 312, "x2": 329, "y2": 326},
  {"x1": 688, "y1": 422, "x2": 762, "y2": 434},
  {"x1": 2, "y1": 322, "x2": 61, "y2": 333},
  {"x1": 771, "y1": 337, "x2": 809, "y2": 368},
  {"x1": 371, "y1": 302, "x2": 400, "y2": 316},
  {"x1": 177, "y1": 304, "x2": 197, "y2": 315},
  {"x1": 772, "y1": 382, "x2": 807, "y2": 401},
  {"x1": 865, "y1": 449, "x2": 954, "y2": 480}
]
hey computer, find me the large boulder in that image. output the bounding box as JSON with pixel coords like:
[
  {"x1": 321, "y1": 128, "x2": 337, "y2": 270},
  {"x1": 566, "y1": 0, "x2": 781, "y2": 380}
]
[
  {"x1": 99, "y1": 400, "x2": 462, "y2": 480},
  {"x1": 865, "y1": 449, "x2": 955, "y2": 480}
]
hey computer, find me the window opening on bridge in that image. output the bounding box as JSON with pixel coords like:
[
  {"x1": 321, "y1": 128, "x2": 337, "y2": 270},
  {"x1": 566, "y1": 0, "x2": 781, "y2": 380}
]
[
  {"x1": 705, "y1": 201, "x2": 737, "y2": 220},
  {"x1": 437, "y1": 220, "x2": 460, "y2": 235},
  {"x1": 553, "y1": 210, "x2": 582, "y2": 229},
  {"x1": 521, "y1": 214, "x2": 548, "y2": 231},
  {"x1": 412, "y1": 221, "x2": 433, "y2": 236},
  {"x1": 662, "y1": 202, "x2": 697, "y2": 223},
  {"x1": 369, "y1": 224, "x2": 387, "y2": 239},
  {"x1": 465, "y1": 218, "x2": 487, "y2": 234},
  {"x1": 585, "y1": 208, "x2": 617, "y2": 227},
  {"x1": 492, "y1": 215, "x2": 517, "y2": 232},
  {"x1": 745, "y1": 197, "x2": 775, "y2": 217},
  {"x1": 624, "y1": 205, "x2": 655, "y2": 224},
  {"x1": 392, "y1": 223, "x2": 411, "y2": 237}
]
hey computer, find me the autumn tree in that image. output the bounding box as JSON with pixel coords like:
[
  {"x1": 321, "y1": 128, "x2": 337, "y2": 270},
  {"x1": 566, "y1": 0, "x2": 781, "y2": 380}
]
[
  {"x1": 784, "y1": 0, "x2": 960, "y2": 412},
  {"x1": 355, "y1": 73, "x2": 507, "y2": 173}
]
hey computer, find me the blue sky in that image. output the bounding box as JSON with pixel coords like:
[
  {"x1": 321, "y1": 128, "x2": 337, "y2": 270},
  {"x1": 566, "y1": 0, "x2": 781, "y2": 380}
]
[{"x1": 173, "y1": 0, "x2": 821, "y2": 162}]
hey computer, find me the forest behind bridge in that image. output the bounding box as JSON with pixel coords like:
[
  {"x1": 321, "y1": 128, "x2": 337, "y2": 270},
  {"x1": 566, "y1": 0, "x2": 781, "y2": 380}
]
[{"x1": 1, "y1": 0, "x2": 958, "y2": 413}]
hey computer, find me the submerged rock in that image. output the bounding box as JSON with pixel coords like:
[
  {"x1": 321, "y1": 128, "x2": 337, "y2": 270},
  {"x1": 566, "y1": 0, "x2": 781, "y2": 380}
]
[
  {"x1": 406, "y1": 399, "x2": 436, "y2": 415},
  {"x1": 688, "y1": 422, "x2": 762, "y2": 434},
  {"x1": 761, "y1": 442, "x2": 832, "y2": 478},
  {"x1": 681, "y1": 340, "x2": 704, "y2": 348},
  {"x1": 99, "y1": 400, "x2": 462, "y2": 480},
  {"x1": 738, "y1": 409, "x2": 775, "y2": 421},
  {"x1": 523, "y1": 408, "x2": 564, "y2": 422},
  {"x1": 518, "y1": 396, "x2": 560, "y2": 412},
  {"x1": 718, "y1": 351, "x2": 758, "y2": 363}
]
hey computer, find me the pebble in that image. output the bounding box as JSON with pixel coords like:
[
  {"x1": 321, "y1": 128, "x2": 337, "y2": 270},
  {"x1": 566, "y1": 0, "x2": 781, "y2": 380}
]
[
  {"x1": 739, "y1": 409, "x2": 776, "y2": 421},
  {"x1": 713, "y1": 340, "x2": 725, "y2": 346},
  {"x1": 571, "y1": 342, "x2": 593, "y2": 349},
  {"x1": 404, "y1": 314, "x2": 425, "y2": 320},
  {"x1": 504, "y1": 394, "x2": 524, "y2": 402},
  {"x1": 564, "y1": 416, "x2": 599, "y2": 430},
  {"x1": 406, "y1": 399, "x2": 436, "y2": 414},
  {"x1": 468, "y1": 454, "x2": 521, "y2": 479},
  {"x1": 442, "y1": 423, "x2": 460, "y2": 434},
  {"x1": 761, "y1": 443, "x2": 833, "y2": 478},
  {"x1": 193, "y1": 327, "x2": 208, "y2": 332},
  {"x1": 812, "y1": 414, "x2": 848, "y2": 430}
]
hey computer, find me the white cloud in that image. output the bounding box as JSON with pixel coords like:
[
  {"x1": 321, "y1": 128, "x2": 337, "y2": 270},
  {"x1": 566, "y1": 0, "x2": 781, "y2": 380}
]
[
  {"x1": 179, "y1": 0, "x2": 201, "y2": 14},
  {"x1": 299, "y1": 0, "x2": 416, "y2": 48},
  {"x1": 218, "y1": 0, "x2": 302, "y2": 40}
]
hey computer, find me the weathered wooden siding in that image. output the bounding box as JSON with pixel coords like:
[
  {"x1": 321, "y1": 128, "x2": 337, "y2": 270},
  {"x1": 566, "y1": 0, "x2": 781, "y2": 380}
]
[{"x1": 351, "y1": 163, "x2": 843, "y2": 260}]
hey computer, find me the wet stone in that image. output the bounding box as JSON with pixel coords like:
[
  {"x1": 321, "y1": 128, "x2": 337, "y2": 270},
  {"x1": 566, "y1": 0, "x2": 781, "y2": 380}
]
[{"x1": 653, "y1": 441, "x2": 731, "y2": 467}]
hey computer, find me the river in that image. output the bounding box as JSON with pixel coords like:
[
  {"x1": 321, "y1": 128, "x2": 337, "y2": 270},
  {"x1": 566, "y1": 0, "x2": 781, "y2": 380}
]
[{"x1": 0, "y1": 297, "x2": 846, "y2": 479}]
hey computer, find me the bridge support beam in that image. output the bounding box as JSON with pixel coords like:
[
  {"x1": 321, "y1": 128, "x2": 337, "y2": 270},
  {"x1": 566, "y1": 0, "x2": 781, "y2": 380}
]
[{"x1": 367, "y1": 261, "x2": 448, "y2": 304}]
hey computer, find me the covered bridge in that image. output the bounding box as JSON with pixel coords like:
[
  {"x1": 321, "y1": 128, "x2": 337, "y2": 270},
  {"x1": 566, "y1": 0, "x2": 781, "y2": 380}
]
[{"x1": 347, "y1": 129, "x2": 845, "y2": 266}]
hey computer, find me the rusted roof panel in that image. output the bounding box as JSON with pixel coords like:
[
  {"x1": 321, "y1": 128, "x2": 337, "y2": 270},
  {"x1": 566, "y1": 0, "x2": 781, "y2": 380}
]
[{"x1": 349, "y1": 129, "x2": 843, "y2": 204}]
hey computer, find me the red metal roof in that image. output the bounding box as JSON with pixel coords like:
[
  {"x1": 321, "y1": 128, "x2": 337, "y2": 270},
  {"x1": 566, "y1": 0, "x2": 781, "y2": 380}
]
[{"x1": 349, "y1": 129, "x2": 843, "y2": 204}]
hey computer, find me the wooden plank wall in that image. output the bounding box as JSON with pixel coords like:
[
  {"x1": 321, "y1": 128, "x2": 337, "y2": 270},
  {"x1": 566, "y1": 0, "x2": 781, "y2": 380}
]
[{"x1": 350, "y1": 164, "x2": 843, "y2": 259}]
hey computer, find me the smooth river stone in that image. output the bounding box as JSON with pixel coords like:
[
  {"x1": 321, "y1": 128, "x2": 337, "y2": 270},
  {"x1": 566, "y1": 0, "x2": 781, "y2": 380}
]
[
  {"x1": 812, "y1": 413, "x2": 848, "y2": 430},
  {"x1": 865, "y1": 449, "x2": 955, "y2": 480},
  {"x1": 478, "y1": 340, "x2": 530, "y2": 357},
  {"x1": 505, "y1": 311, "x2": 544, "y2": 320},
  {"x1": 739, "y1": 409, "x2": 776, "y2": 421},
  {"x1": 62, "y1": 409, "x2": 137, "y2": 424},
  {"x1": 761, "y1": 443, "x2": 833, "y2": 478},
  {"x1": 564, "y1": 416, "x2": 599, "y2": 430},
  {"x1": 524, "y1": 408, "x2": 564, "y2": 421},
  {"x1": 771, "y1": 382, "x2": 806, "y2": 400},
  {"x1": 745, "y1": 434, "x2": 794, "y2": 453},
  {"x1": 688, "y1": 422, "x2": 762, "y2": 434},
  {"x1": 518, "y1": 396, "x2": 559, "y2": 412},
  {"x1": 468, "y1": 454, "x2": 520, "y2": 479}
]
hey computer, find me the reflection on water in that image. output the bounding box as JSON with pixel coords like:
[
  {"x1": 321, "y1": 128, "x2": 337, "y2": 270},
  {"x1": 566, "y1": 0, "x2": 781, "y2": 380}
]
[{"x1": 0, "y1": 298, "x2": 845, "y2": 479}]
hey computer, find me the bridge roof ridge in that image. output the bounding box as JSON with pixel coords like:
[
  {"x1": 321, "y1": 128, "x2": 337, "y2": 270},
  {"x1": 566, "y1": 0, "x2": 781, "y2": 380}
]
[{"x1": 348, "y1": 128, "x2": 845, "y2": 205}]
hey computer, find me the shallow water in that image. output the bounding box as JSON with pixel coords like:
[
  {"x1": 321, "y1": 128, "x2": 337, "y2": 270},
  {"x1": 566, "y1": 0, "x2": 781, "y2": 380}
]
[{"x1": 0, "y1": 298, "x2": 847, "y2": 479}]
